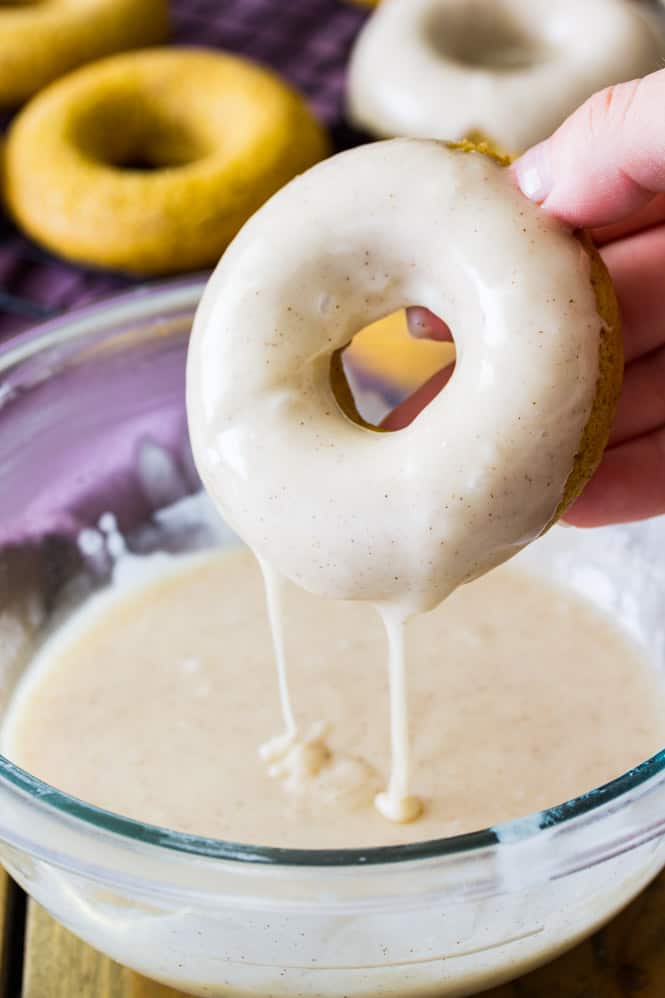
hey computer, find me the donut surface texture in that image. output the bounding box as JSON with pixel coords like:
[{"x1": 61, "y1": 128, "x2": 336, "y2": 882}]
[
  {"x1": 5, "y1": 48, "x2": 330, "y2": 276},
  {"x1": 187, "y1": 139, "x2": 621, "y2": 613},
  {"x1": 347, "y1": 0, "x2": 663, "y2": 151},
  {"x1": 0, "y1": 0, "x2": 169, "y2": 108}
]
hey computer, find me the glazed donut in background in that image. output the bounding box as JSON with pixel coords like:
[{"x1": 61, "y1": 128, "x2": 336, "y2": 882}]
[
  {"x1": 4, "y1": 49, "x2": 330, "y2": 276},
  {"x1": 347, "y1": 0, "x2": 663, "y2": 152},
  {"x1": 0, "y1": 0, "x2": 169, "y2": 108},
  {"x1": 187, "y1": 139, "x2": 622, "y2": 614}
]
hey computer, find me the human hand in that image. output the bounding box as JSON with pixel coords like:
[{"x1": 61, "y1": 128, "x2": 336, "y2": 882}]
[{"x1": 391, "y1": 69, "x2": 665, "y2": 527}]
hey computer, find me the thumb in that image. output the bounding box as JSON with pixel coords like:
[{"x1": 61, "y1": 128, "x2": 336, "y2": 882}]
[{"x1": 513, "y1": 69, "x2": 665, "y2": 229}]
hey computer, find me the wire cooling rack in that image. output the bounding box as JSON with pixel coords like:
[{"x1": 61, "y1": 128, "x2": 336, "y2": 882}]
[{"x1": 0, "y1": 0, "x2": 367, "y2": 340}]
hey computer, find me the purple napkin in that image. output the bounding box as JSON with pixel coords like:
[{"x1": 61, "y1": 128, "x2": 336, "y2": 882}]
[{"x1": 0, "y1": 0, "x2": 367, "y2": 339}]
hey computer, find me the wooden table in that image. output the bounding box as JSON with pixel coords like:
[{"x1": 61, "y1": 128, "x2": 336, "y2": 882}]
[{"x1": 3, "y1": 868, "x2": 665, "y2": 998}]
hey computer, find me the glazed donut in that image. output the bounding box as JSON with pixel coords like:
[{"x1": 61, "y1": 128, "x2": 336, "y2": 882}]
[
  {"x1": 0, "y1": 0, "x2": 169, "y2": 108},
  {"x1": 4, "y1": 49, "x2": 329, "y2": 276},
  {"x1": 187, "y1": 139, "x2": 621, "y2": 613},
  {"x1": 347, "y1": 0, "x2": 663, "y2": 152}
]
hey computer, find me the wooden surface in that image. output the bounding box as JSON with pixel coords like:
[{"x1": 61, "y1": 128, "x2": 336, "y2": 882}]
[
  {"x1": 0, "y1": 872, "x2": 8, "y2": 998},
  {"x1": 3, "y1": 871, "x2": 665, "y2": 997},
  {"x1": 21, "y1": 901, "x2": 181, "y2": 998}
]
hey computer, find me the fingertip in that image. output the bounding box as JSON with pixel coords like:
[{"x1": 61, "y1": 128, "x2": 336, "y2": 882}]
[
  {"x1": 405, "y1": 307, "x2": 452, "y2": 342},
  {"x1": 513, "y1": 141, "x2": 553, "y2": 205},
  {"x1": 515, "y1": 74, "x2": 665, "y2": 229}
]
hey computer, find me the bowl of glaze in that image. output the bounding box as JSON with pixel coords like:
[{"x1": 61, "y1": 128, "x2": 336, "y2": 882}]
[{"x1": 2, "y1": 281, "x2": 665, "y2": 998}]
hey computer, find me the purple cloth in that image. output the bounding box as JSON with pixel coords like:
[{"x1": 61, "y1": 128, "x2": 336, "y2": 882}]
[
  {"x1": 0, "y1": 0, "x2": 367, "y2": 339},
  {"x1": 0, "y1": 324, "x2": 193, "y2": 546}
]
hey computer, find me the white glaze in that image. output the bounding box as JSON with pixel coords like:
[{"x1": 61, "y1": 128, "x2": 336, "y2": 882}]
[
  {"x1": 347, "y1": 0, "x2": 663, "y2": 151},
  {"x1": 5, "y1": 543, "x2": 665, "y2": 848},
  {"x1": 187, "y1": 139, "x2": 603, "y2": 615},
  {"x1": 373, "y1": 604, "x2": 422, "y2": 823}
]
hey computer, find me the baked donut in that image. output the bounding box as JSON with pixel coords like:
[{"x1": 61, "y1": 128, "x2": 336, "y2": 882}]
[
  {"x1": 347, "y1": 0, "x2": 663, "y2": 152},
  {"x1": 187, "y1": 139, "x2": 622, "y2": 614},
  {"x1": 0, "y1": 0, "x2": 169, "y2": 108},
  {"x1": 4, "y1": 49, "x2": 330, "y2": 276}
]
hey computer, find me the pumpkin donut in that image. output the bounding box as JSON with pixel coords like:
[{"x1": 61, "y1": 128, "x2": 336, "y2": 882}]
[
  {"x1": 0, "y1": 0, "x2": 169, "y2": 108},
  {"x1": 4, "y1": 48, "x2": 330, "y2": 276},
  {"x1": 187, "y1": 139, "x2": 622, "y2": 614}
]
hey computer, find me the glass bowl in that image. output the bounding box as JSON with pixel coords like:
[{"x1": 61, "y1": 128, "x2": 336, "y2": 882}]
[{"x1": 2, "y1": 281, "x2": 665, "y2": 998}]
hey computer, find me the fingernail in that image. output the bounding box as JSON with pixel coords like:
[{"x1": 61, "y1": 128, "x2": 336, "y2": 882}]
[{"x1": 514, "y1": 141, "x2": 553, "y2": 204}]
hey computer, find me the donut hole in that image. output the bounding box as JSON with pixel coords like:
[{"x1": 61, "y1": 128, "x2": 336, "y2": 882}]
[
  {"x1": 424, "y1": 2, "x2": 550, "y2": 71},
  {"x1": 334, "y1": 308, "x2": 456, "y2": 430},
  {"x1": 71, "y1": 95, "x2": 214, "y2": 172}
]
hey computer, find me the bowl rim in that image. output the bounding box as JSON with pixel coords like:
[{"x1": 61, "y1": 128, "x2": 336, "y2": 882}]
[{"x1": 2, "y1": 278, "x2": 665, "y2": 870}]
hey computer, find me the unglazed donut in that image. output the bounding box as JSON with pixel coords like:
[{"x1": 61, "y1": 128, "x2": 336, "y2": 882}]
[
  {"x1": 187, "y1": 139, "x2": 621, "y2": 614},
  {"x1": 0, "y1": 0, "x2": 169, "y2": 108},
  {"x1": 347, "y1": 0, "x2": 663, "y2": 152},
  {"x1": 4, "y1": 49, "x2": 329, "y2": 276}
]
